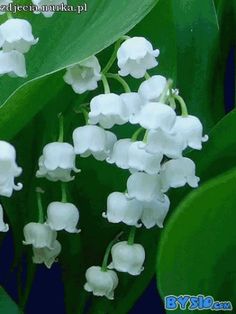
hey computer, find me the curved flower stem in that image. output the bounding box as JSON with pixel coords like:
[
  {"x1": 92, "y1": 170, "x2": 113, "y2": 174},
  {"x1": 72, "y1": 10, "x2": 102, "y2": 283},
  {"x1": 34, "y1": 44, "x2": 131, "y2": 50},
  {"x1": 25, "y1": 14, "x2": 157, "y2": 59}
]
[
  {"x1": 143, "y1": 130, "x2": 148, "y2": 143},
  {"x1": 159, "y1": 79, "x2": 173, "y2": 103},
  {"x1": 101, "y1": 74, "x2": 110, "y2": 94},
  {"x1": 174, "y1": 94, "x2": 189, "y2": 117},
  {"x1": 106, "y1": 73, "x2": 131, "y2": 93},
  {"x1": 61, "y1": 182, "x2": 67, "y2": 203},
  {"x1": 36, "y1": 187, "x2": 44, "y2": 223},
  {"x1": 101, "y1": 231, "x2": 123, "y2": 271},
  {"x1": 80, "y1": 107, "x2": 89, "y2": 124},
  {"x1": 144, "y1": 72, "x2": 151, "y2": 80},
  {"x1": 57, "y1": 113, "x2": 64, "y2": 142},
  {"x1": 127, "y1": 226, "x2": 136, "y2": 245},
  {"x1": 131, "y1": 127, "x2": 145, "y2": 142}
]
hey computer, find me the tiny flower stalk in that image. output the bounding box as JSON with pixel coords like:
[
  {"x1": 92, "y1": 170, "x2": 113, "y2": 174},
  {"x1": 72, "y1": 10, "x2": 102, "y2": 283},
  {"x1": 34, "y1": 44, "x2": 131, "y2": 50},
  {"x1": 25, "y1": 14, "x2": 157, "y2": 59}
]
[
  {"x1": 131, "y1": 127, "x2": 145, "y2": 142},
  {"x1": 144, "y1": 72, "x2": 151, "y2": 80},
  {"x1": 127, "y1": 226, "x2": 136, "y2": 245},
  {"x1": 101, "y1": 232, "x2": 123, "y2": 272},
  {"x1": 61, "y1": 182, "x2": 67, "y2": 203},
  {"x1": 106, "y1": 73, "x2": 131, "y2": 93},
  {"x1": 173, "y1": 94, "x2": 189, "y2": 117},
  {"x1": 36, "y1": 188, "x2": 44, "y2": 223},
  {"x1": 101, "y1": 74, "x2": 110, "y2": 94},
  {"x1": 159, "y1": 79, "x2": 173, "y2": 103},
  {"x1": 57, "y1": 113, "x2": 64, "y2": 143}
]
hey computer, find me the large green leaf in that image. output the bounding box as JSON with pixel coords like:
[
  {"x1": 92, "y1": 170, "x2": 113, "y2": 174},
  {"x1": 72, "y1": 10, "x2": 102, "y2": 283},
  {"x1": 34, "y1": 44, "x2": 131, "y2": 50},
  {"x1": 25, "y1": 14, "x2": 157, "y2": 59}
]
[
  {"x1": 0, "y1": 287, "x2": 21, "y2": 314},
  {"x1": 157, "y1": 168, "x2": 236, "y2": 313}
]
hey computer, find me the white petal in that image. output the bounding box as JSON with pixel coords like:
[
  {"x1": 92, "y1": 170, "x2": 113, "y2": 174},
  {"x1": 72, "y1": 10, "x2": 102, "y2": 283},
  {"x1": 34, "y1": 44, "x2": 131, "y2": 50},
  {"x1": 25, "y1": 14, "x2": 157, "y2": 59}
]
[
  {"x1": 33, "y1": 240, "x2": 61, "y2": 268},
  {"x1": 0, "y1": 205, "x2": 9, "y2": 232},
  {"x1": 106, "y1": 139, "x2": 132, "y2": 169},
  {"x1": 0, "y1": 50, "x2": 26, "y2": 78},
  {"x1": 138, "y1": 75, "x2": 167, "y2": 102},
  {"x1": 23, "y1": 223, "x2": 57, "y2": 249}
]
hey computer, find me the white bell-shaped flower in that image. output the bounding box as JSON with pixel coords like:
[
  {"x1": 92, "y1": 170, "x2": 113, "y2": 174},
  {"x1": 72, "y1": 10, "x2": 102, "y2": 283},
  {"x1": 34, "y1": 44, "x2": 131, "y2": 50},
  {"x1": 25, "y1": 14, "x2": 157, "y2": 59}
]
[
  {"x1": 0, "y1": 141, "x2": 22, "y2": 198},
  {"x1": 128, "y1": 141, "x2": 163, "y2": 174},
  {"x1": 172, "y1": 115, "x2": 208, "y2": 150},
  {"x1": 161, "y1": 157, "x2": 200, "y2": 192},
  {"x1": 102, "y1": 192, "x2": 143, "y2": 227},
  {"x1": 32, "y1": 0, "x2": 67, "y2": 17},
  {"x1": 141, "y1": 195, "x2": 170, "y2": 229},
  {"x1": 88, "y1": 93, "x2": 129, "y2": 129},
  {"x1": 32, "y1": 240, "x2": 61, "y2": 269},
  {"x1": 117, "y1": 37, "x2": 159, "y2": 78},
  {"x1": 0, "y1": 205, "x2": 9, "y2": 232},
  {"x1": 108, "y1": 241, "x2": 145, "y2": 276},
  {"x1": 84, "y1": 266, "x2": 118, "y2": 300},
  {"x1": 73, "y1": 125, "x2": 117, "y2": 161},
  {"x1": 0, "y1": 18, "x2": 38, "y2": 53},
  {"x1": 36, "y1": 142, "x2": 79, "y2": 182},
  {"x1": 145, "y1": 129, "x2": 186, "y2": 158},
  {"x1": 138, "y1": 75, "x2": 167, "y2": 102},
  {"x1": 127, "y1": 172, "x2": 163, "y2": 202},
  {"x1": 106, "y1": 139, "x2": 132, "y2": 169},
  {"x1": 23, "y1": 223, "x2": 57, "y2": 249},
  {"x1": 120, "y1": 92, "x2": 143, "y2": 121},
  {"x1": 0, "y1": 0, "x2": 12, "y2": 15},
  {"x1": 0, "y1": 50, "x2": 26, "y2": 78},
  {"x1": 130, "y1": 102, "x2": 176, "y2": 132},
  {"x1": 63, "y1": 56, "x2": 101, "y2": 94},
  {"x1": 46, "y1": 201, "x2": 80, "y2": 233}
]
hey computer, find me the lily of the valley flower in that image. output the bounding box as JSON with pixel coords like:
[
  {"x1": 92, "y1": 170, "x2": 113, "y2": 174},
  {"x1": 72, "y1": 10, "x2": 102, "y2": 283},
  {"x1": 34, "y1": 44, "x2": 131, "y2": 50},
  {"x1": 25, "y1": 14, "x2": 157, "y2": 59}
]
[
  {"x1": 161, "y1": 157, "x2": 200, "y2": 191},
  {"x1": 127, "y1": 172, "x2": 163, "y2": 202},
  {"x1": 84, "y1": 266, "x2": 118, "y2": 300},
  {"x1": 32, "y1": 240, "x2": 61, "y2": 269},
  {"x1": 0, "y1": 50, "x2": 26, "y2": 77},
  {"x1": 106, "y1": 139, "x2": 132, "y2": 169},
  {"x1": 32, "y1": 0, "x2": 67, "y2": 17},
  {"x1": 0, "y1": 205, "x2": 9, "y2": 232},
  {"x1": 0, "y1": 141, "x2": 22, "y2": 197},
  {"x1": 73, "y1": 125, "x2": 117, "y2": 161},
  {"x1": 108, "y1": 241, "x2": 145, "y2": 276},
  {"x1": 46, "y1": 201, "x2": 80, "y2": 233},
  {"x1": 0, "y1": 18, "x2": 38, "y2": 53},
  {"x1": 117, "y1": 37, "x2": 159, "y2": 78},
  {"x1": 64, "y1": 56, "x2": 101, "y2": 94},
  {"x1": 172, "y1": 115, "x2": 208, "y2": 150},
  {"x1": 88, "y1": 93, "x2": 129, "y2": 129},
  {"x1": 138, "y1": 75, "x2": 167, "y2": 103},
  {"x1": 36, "y1": 142, "x2": 80, "y2": 182},
  {"x1": 23, "y1": 222, "x2": 57, "y2": 249},
  {"x1": 130, "y1": 102, "x2": 176, "y2": 132},
  {"x1": 120, "y1": 92, "x2": 143, "y2": 120},
  {"x1": 103, "y1": 192, "x2": 143, "y2": 227}
]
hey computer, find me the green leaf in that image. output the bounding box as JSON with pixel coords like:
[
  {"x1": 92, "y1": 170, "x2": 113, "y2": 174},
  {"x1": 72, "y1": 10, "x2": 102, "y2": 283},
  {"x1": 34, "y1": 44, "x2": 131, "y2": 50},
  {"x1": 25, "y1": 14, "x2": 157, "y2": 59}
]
[
  {"x1": 157, "y1": 168, "x2": 236, "y2": 312},
  {"x1": 0, "y1": 286, "x2": 21, "y2": 314}
]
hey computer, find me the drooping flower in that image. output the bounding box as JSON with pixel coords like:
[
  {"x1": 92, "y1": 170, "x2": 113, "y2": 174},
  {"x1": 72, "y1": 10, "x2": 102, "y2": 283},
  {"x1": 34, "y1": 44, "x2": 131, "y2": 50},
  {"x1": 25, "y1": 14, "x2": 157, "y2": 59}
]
[
  {"x1": 127, "y1": 172, "x2": 163, "y2": 202},
  {"x1": 117, "y1": 37, "x2": 159, "y2": 78},
  {"x1": 0, "y1": 50, "x2": 26, "y2": 78},
  {"x1": 32, "y1": 0, "x2": 67, "y2": 17},
  {"x1": 88, "y1": 93, "x2": 129, "y2": 129},
  {"x1": 63, "y1": 56, "x2": 101, "y2": 94},
  {"x1": 23, "y1": 223, "x2": 57, "y2": 249},
  {"x1": 120, "y1": 92, "x2": 143, "y2": 121},
  {"x1": 0, "y1": 204, "x2": 9, "y2": 232},
  {"x1": 102, "y1": 192, "x2": 143, "y2": 227},
  {"x1": 130, "y1": 102, "x2": 176, "y2": 132},
  {"x1": 171, "y1": 115, "x2": 208, "y2": 150},
  {"x1": 141, "y1": 195, "x2": 170, "y2": 229},
  {"x1": 161, "y1": 157, "x2": 200, "y2": 192},
  {"x1": 0, "y1": 141, "x2": 22, "y2": 197},
  {"x1": 32, "y1": 240, "x2": 61, "y2": 269},
  {"x1": 46, "y1": 201, "x2": 80, "y2": 233},
  {"x1": 138, "y1": 75, "x2": 167, "y2": 103},
  {"x1": 106, "y1": 139, "x2": 132, "y2": 169},
  {"x1": 108, "y1": 241, "x2": 145, "y2": 276},
  {"x1": 84, "y1": 266, "x2": 118, "y2": 300},
  {"x1": 0, "y1": 0, "x2": 12, "y2": 15},
  {"x1": 73, "y1": 125, "x2": 117, "y2": 161},
  {"x1": 36, "y1": 142, "x2": 80, "y2": 182},
  {"x1": 0, "y1": 18, "x2": 38, "y2": 53}
]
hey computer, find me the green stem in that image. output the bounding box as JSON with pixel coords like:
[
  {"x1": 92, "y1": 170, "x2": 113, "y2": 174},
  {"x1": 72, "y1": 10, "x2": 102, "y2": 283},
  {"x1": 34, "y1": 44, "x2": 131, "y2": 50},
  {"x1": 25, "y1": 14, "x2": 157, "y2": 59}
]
[
  {"x1": 57, "y1": 114, "x2": 64, "y2": 142},
  {"x1": 80, "y1": 107, "x2": 89, "y2": 124},
  {"x1": 174, "y1": 95, "x2": 189, "y2": 116},
  {"x1": 144, "y1": 72, "x2": 151, "y2": 80},
  {"x1": 61, "y1": 182, "x2": 67, "y2": 203},
  {"x1": 106, "y1": 73, "x2": 131, "y2": 93},
  {"x1": 36, "y1": 188, "x2": 44, "y2": 223},
  {"x1": 101, "y1": 74, "x2": 110, "y2": 94},
  {"x1": 159, "y1": 79, "x2": 173, "y2": 103},
  {"x1": 131, "y1": 127, "x2": 145, "y2": 142},
  {"x1": 101, "y1": 231, "x2": 123, "y2": 271},
  {"x1": 128, "y1": 226, "x2": 136, "y2": 245},
  {"x1": 143, "y1": 130, "x2": 148, "y2": 143}
]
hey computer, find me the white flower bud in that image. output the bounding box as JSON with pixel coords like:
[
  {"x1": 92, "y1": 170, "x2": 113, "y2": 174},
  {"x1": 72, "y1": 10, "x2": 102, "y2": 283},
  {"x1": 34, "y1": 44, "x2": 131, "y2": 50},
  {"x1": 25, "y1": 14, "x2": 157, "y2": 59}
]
[
  {"x1": 32, "y1": 0, "x2": 67, "y2": 17},
  {"x1": 36, "y1": 142, "x2": 79, "y2": 182},
  {"x1": 161, "y1": 157, "x2": 200, "y2": 191},
  {"x1": 117, "y1": 37, "x2": 159, "y2": 78},
  {"x1": 73, "y1": 125, "x2": 117, "y2": 161},
  {"x1": 130, "y1": 102, "x2": 176, "y2": 132},
  {"x1": 46, "y1": 201, "x2": 80, "y2": 233},
  {"x1": 141, "y1": 195, "x2": 170, "y2": 229},
  {"x1": 108, "y1": 241, "x2": 145, "y2": 276},
  {"x1": 84, "y1": 266, "x2": 118, "y2": 300},
  {"x1": 172, "y1": 115, "x2": 208, "y2": 150},
  {"x1": 64, "y1": 56, "x2": 101, "y2": 94},
  {"x1": 106, "y1": 139, "x2": 132, "y2": 169},
  {"x1": 0, "y1": 205, "x2": 9, "y2": 232},
  {"x1": 0, "y1": 0, "x2": 12, "y2": 15},
  {"x1": 0, "y1": 19, "x2": 38, "y2": 53},
  {"x1": 103, "y1": 192, "x2": 142, "y2": 227},
  {"x1": 32, "y1": 240, "x2": 61, "y2": 269},
  {"x1": 0, "y1": 141, "x2": 22, "y2": 197},
  {"x1": 0, "y1": 50, "x2": 26, "y2": 78},
  {"x1": 138, "y1": 75, "x2": 167, "y2": 103},
  {"x1": 127, "y1": 172, "x2": 164, "y2": 202},
  {"x1": 23, "y1": 223, "x2": 57, "y2": 249},
  {"x1": 88, "y1": 93, "x2": 129, "y2": 129}
]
